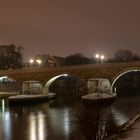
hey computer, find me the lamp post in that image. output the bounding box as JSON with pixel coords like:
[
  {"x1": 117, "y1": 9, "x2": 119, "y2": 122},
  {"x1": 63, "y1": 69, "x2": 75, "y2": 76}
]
[
  {"x1": 95, "y1": 54, "x2": 100, "y2": 63},
  {"x1": 100, "y1": 55, "x2": 105, "y2": 64},
  {"x1": 36, "y1": 59, "x2": 42, "y2": 68},
  {"x1": 29, "y1": 59, "x2": 34, "y2": 68},
  {"x1": 95, "y1": 54, "x2": 105, "y2": 64}
]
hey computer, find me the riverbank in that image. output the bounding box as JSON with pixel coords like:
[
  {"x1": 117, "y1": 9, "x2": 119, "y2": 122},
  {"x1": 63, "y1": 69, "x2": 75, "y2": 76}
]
[
  {"x1": 107, "y1": 112, "x2": 140, "y2": 140},
  {"x1": 118, "y1": 121, "x2": 140, "y2": 140}
]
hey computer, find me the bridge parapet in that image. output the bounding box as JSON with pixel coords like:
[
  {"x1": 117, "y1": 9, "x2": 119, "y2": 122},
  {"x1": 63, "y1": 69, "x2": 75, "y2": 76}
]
[{"x1": 0, "y1": 61, "x2": 140, "y2": 83}]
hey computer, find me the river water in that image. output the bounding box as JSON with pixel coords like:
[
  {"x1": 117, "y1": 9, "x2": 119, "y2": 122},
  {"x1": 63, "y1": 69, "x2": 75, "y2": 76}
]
[{"x1": 0, "y1": 94, "x2": 140, "y2": 140}]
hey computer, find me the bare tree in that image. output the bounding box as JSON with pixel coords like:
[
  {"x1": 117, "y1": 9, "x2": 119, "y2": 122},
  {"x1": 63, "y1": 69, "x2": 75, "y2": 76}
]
[
  {"x1": 65, "y1": 53, "x2": 95, "y2": 65},
  {"x1": 0, "y1": 44, "x2": 24, "y2": 69},
  {"x1": 112, "y1": 49, "x2": 139, "y2": 62}
]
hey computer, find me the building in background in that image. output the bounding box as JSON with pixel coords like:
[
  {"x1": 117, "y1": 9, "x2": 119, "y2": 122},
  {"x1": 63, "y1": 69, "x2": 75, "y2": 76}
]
[{"x1": 25, "y1": 54, "x2": 65, "y2": 68}]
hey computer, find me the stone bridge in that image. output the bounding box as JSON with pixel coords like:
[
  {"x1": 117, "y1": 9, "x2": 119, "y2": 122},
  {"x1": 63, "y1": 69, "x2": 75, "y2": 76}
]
[{"x1": 0, "y1": 61, "x2": 140, "y2": 85}]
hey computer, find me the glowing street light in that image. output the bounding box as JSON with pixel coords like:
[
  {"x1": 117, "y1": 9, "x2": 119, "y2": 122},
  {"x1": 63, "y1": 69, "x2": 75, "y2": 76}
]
[
  {"x1": 95, "y1": 54, "x2": 105, "y2": 64},
  {"x1": 100, "y1": 55, "x2": 105, "y2": 63},
  {"x1": 100, "y1": 55, "x2": 105, "y2": 60},
  {"x1": 95, "y1": 54, "x2": 100, "y2": 63},
  {"x1": 95, "y1": 54, "x2": 100, "y2": 59},
  {"x1": 36, "y1": 59, "x2": 42, "y2": 67},
  {"x1": 29, "y1": 59, "x2": 34, "y2": 68},
  {"x1": 29, "y1": 59, "x2": 34, "y2": 64},
  {"x1": 38, "y1": 59, "x2": 42, "y2": 64}
]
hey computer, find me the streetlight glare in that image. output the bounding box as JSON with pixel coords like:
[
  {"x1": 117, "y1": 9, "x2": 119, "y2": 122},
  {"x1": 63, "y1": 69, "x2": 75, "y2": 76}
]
[
  {"x1": 29, "y1": 59, "x2": 34, "y2": 64},
  {"x1": 95, "y1": 54, "x2": 105, "y2": 64},
  {"x1": 95, "y1": 54, "x2": 100, "y2": 59},
  {"x1": 38, "y1": 60, "x2": 42, "y2": 64},
  {"x1": 36, "y1": 59, "x2": 42, "y2": 67},
  {"x1": 100, "y1": 55, "x2": 105, "y2": 60}
]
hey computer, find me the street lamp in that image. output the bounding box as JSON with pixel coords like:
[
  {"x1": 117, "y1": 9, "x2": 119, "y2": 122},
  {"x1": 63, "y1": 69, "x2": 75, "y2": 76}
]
[
  {"x1": 100, "y1": 55, "x2": 105, "y2": 64},
  {"x1": 29, "y1": 59, "x2": 34, "y2": 64},
  {"x1": 36, "y1": 59, "x2": 42, "y2": 68},
  {"x1": 29, "y1": 59, "x2": 34, "y2": 68},
  {"x1": 95, "y1": 54, "x2": 100, "y2": 63},
  {"x1": 95, "y1": 54, "x2": 105, "y2": 64},
  {"x1": 95, "y1": 54, "x2": 100, "y2": 59}
]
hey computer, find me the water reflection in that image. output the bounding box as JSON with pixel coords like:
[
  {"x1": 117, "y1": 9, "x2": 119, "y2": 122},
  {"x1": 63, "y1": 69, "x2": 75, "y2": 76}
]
[
  {"x1": 3, "y1": 111, "x2": 11, "y2": 139},
  {"x1": 0, "y1": 99, "x2": 11, "y2": 140},
  {"x1": 0, "y1": 96, "x2": 140, "y2": 140},
  {"x1": 111, "y1": 107, "x2": 129, "y2": 126},
  {"x1": 29, "y1": 112, "x2": 46, "y2": 140},
  {"x1": 38, "y1": 113, "x2": 46, "y2": 140},
  {"x1": 46, "y1": 107, "x2": 70, "y2": 140},
  {"x1": 111, "y1": 96, "x2": 140, "y2": 126},
  {"x1": 2, "y1": 99, "x2": 5, "y2": 116},
  {"x1": 29, "y1": 113, "x2": 36, "y2": 140},
  {"x1": 64, "y1": 109, "x2": 70, "y2": 136}
]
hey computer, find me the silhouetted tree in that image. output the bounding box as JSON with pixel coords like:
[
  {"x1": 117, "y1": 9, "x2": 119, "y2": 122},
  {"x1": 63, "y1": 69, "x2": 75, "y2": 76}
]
[
  {"x1": 133, "y1": 54, "x2": 140, "y2": 61},
  {"x1": 65, "y1": 53, "x2": 95, "y2": 65},
  {"x1": 0, "y1": 44, "x2": 23, "y2": 69},
  {"x1": 111, "y1": 49, "x2": 140, "y2": 62}
]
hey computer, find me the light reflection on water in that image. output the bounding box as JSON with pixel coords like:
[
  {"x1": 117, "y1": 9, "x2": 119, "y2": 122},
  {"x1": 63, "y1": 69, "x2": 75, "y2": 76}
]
[
  {"x1": 111, "y1": 96, "x2": 140, "y2": 127},
  {"x1": 29, "y1": 114, "x2": 36, "y2": 140},
  {"x1": 3, "y1": 111, "x2": 11, "y2": 140},
  {"x1": 0, "y1": 99, "x2": 11, "y2": 140},
  {"x1": 111, "y1": 108, "x2": 129, "y2": 126},
  {"x1": 38, "y1": 112, "x2": 46, "y2": 140},
  {"x1": 0, "y1": 96, "x2": 140, "y2": 140},
  {"x1": 2, "y1": 99, "x2": 5, "y2": 116},
  {"x1": 29, "y1": 112, "x2": 46, "y2": 140},
  {"x1": 63, "y1": 109, "x2": 70, "y2": 135}
]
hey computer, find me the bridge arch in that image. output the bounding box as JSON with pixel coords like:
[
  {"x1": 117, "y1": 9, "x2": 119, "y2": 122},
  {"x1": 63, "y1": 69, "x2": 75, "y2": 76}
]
[
  {"x1": 111, "y1": 68, "x2": 140, "y2": 95},
  {"x1": 0, "y1": 76, "x2": 21, "y2": 93},
  {"x1": 0, "y1": 76, "x2": 16, "y2": 83},
  {"x1": 43, "y1": 73, "x2": 85, "y2": 95},
  {"x1": 43, "y1": 74, "x2": 70, "y2": 94}
]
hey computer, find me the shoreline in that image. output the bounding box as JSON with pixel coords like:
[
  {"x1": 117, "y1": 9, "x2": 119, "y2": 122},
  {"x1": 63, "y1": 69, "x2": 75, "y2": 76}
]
[{"x1": 107, "y1": 112, "x2": 140, "y2": 140}]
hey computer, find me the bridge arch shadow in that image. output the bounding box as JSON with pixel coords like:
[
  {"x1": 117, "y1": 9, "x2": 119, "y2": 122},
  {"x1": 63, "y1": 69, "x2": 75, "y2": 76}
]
[
  {"x1": 111, "y1": 68, "x2": 140, "y2": 97},
  {"x1": 43, "y1": 74, "x2": 85, "y2": 96}
]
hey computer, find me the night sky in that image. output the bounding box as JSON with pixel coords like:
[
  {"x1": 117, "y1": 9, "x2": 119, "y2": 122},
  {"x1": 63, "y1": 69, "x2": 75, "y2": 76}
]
[{"x1": 0, "y1": 0, "x2": 140, "y2": 61}]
